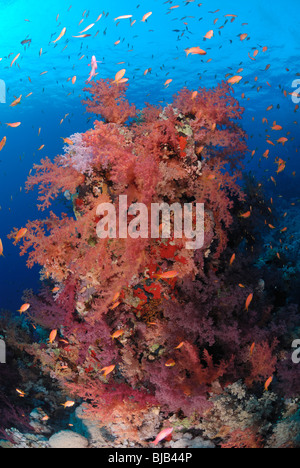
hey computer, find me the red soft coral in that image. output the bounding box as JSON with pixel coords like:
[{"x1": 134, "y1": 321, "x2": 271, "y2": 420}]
[{"x1": 83, "y1": 79, "x2": 136, "y2": 124}]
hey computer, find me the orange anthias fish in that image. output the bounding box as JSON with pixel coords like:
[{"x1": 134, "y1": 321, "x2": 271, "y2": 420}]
[
  {"x1": 165, "y1": 359, "x2": 176, "y2": 367},
  {"x1": 277, "y1": 163, "x2": 286, "y2": 174},
  {"x1": 13, "y1": 228, "x2": 28, "y2": 243},
  {"x1": 49, "y1": 329, "x2": 57, "y2": 344},
  {"x1": 245, "y1": 293, "x2": 253, "y2": 311},
  {"x1": 142, "y1": 12, "x2": 152, "y2": 22},
  {"x1": 61, "y1": 137, "x2": 74, "y2": 145},
  {"x1": 114, "y1": 15, "x2": 133, "y2": 21},
  {"x1": 10, "y1": 95, "x2": 22, "y2": 107},
  {"x1": 240, "y1": 211, "x2": 251, "y2": 219},
  {"x1": 111, "y1": 329, "x2": 124, "y2": 340},
  {"x1": 277, "y1": 137, "x2": 288, "y2": 145},
  {"x1": 62, "y1": 401, "x2": 75, "y2": 408},
  {"x1": 112, "y1": 292, "x2": 120, "y2": 303},
  {"x1": 153, "y1": 427, "x2": 173, "y2": 446},
  {"x1": 0, "y1": 136, "x2": 6, "y2": 151},
  {"x1": 264, "y1": 376, "x2": 273, "y2": 392},
  {"x1": 229, "y1": 253, "x2": 236, "y2": 266},
  {"x1": 164, "y1": 79, "x2": 173, "y2": 87},
  {"x1": 185, "y1": 47, "x2": 206, "y2": 56},
  {"x1": 250, "y1": 342, "x2": 255, "y2": 356},
  {"x1": 228, "y1": 76, "x2": 243, "y2": 85},
  {"x1": 174, "y1": 342, "x2": 185, "y2": 350},
  {"x1": 156, "y1": 271, "x2": 178, "y2": 280},
  {"x1": 18, "y1": 303, "x2": 30, "y2": 314},
  {"x1": 101, "y1": 365, "x2": 115, "y2": 377},
  {"x1": 10, "y1": 53, "x2": 20, "y2": 67},
  {"x1": 272, "y1": 124, "x2": 283, "y2": 131},
  {"x1": 80, "y1": 23, "x2": 95, "y2": 34},
  {"x1": 0, "y1": 239, "x2": 4, "y2": 257},
  {"x1": 6, "y1": 122, "x2": 21, "y2": 128},
  {"x1": 204, "y1": 30, "x2": 214, "y2": 39},
  {"x1": 52, "y1": 27, "x2": 67, "y2": 44},
  {"x1": 114, "y1": 69, "x2": 126, "y2": 84}
]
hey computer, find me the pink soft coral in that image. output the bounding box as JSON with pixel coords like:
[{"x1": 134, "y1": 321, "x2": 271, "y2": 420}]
[{"x1": 83, "y1": 79, "x2": 136, "y2": 124}]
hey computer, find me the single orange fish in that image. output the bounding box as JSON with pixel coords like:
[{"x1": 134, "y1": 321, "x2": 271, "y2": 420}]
[
  {"x1": 13, "y1": 228, "x2": 28, "y2": 243},
  {"x1": 10, "y1": 95, "x2": 22, "y2": 107},
  {"x1": 229, "y1": 253, "x2": 236, "y2": 266},
  {"x1": 49, "y1": 329, "x2": 57, "y2": 344},
  {"x1": 204, "y1": 30, "x2": 214, "y2": 39},
  {"x1": 111, "y1": 329, "x2": 124, "y2": 340},
  {"x1": 153, "y1": 427, "x2": 173, "y2": 446},
  {"x1": 263, "y1": 149, "x2": 270, "y2": 159},
  {"x1": 11, "y1": 53, "x2": 20, "y2": 67},
  {"x1": 227, "y1": 76, "x2": 243, "y2": 85},
  {"x1": 164, "y1": 79, "x2": 173, "y2": 87},
  {"x1": 101, "y1": 365, "x2": 115, "y2": 377},
  {"x1": 185, "y1": 47, "x2": 206, "y2": 56},
  {"x1": 6, "y1": 122, "x2": 21, "y2": 128},
  {"x1": 245, "y1": 293, "x2": 253, "y2": 311},
  {"x1": 250, "y1": 342, "x2": 255, "y2": 356},
  {"x1": 157, "y1": 271, "x2": 178, "y2": 280},
  {"x1": 142, "y1": 12, "x2": 152, "y2": 22},
  {"x1": 0, "y1": 136, "x2": 6, "y2": 151},
  {"x1": 62, "y1": 401, "x2": 75, "y2": 408},
  {"x1": 112, "y1": 292, "x2": 120, "y2": 303},
  {"x1": 80, "y1": 23, "x2": 95, "y2": 34},
  {"x1": 114, "y1": 15, "x2": 133, "y2": 21},
  {"x1": 0, "y1": 239, "x2": 4, "y2": 257},
  {"x1": 277, "y1": 137, "x2": 288, "y2": 145},
  {"x1": 174, "y1": 342, "x2": 185, "y2": 350},
  {"x1": 240, "y1": 211, "x2": 251, "y2": 219},
  {"x1": 61, "y1": 137, "x2": 74, "y2": 145},
  {"x1": 18, "y1": 303, "x2": 30, "y2": 314},
  {"x1": 165, "y1": 359, "x2": 176, "y2": 367},
  {"x1": 52, "y1": 27, "x2": 66, "y2": 44},
  {"x1": 264, "y1": 376, "x2": 273, "y2": 392}
]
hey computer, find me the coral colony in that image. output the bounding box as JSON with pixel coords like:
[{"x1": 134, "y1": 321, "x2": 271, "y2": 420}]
[{"x1": 2, "y1": 78, "x2": 300, "y2": 448}]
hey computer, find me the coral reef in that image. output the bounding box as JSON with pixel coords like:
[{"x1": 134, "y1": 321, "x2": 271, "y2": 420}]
[{"x1": 7, "y1": 79, "x2": 300, "y2": 448}]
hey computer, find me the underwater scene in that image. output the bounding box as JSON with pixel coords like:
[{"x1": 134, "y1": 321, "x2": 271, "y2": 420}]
[{"x1": 0, "y1": 0, "x2": 300, "y2": 452}]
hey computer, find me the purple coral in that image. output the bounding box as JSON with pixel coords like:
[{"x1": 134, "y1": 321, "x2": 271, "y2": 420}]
[{"x1": 62, "y1": 133, "x2": 94, "y2": 175}]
